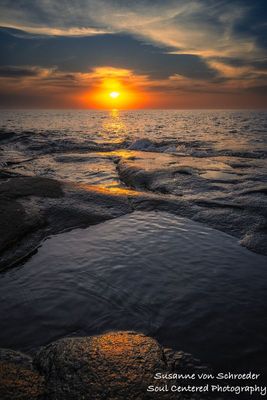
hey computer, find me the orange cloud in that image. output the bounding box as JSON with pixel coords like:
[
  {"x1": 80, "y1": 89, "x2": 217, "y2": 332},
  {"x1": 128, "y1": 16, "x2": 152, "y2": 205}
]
[{"x1": 0, "y1": 64, "x2": 266, "y2": 109}]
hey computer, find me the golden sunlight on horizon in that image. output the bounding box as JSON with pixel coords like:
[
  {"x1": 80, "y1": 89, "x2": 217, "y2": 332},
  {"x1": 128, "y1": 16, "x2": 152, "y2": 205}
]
[
  {"x1": 88, "y1": 87, "x2": 140, "y2": 109},
  {"x1": 80, "y1": 66, "x2": 150, "y2": 109}
]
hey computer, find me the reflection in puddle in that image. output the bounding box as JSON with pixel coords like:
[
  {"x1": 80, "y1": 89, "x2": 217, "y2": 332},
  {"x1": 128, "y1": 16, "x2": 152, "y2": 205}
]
[{"x1": 0, "y1": 211, "x2": 266, "y2": 374}]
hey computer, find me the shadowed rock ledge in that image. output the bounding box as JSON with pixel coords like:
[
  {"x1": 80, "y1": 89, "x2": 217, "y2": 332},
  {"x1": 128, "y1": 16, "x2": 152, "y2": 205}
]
[
  {"x1": 0, "y1": 171, "x2": 187, "y2": 271},
  {"x1": 0, "y1": 173, "x2": 133, "y2": 270},
  {"x1": 0, "y1": 331, "x2": 212, "y2": 400}
]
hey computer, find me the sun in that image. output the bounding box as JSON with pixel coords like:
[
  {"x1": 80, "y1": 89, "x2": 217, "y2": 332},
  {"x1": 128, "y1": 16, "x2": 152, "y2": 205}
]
[{"x1": 109, "y1": 91, "x2": 120, "y2": 99}]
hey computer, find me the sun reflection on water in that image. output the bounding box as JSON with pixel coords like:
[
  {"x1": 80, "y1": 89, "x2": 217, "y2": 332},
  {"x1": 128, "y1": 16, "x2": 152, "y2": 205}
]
[{"x1": 102, "y1": 109, "x2": 126, "y2": 142}]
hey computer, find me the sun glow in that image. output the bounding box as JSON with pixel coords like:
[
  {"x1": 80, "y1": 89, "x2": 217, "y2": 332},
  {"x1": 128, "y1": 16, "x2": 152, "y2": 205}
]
[
  {"x1": 109, "y1": 91, "x2": 120, "y2": 99},
  {"x1": 90, "y1": 85, "x2": 137, "y2": 109},
  {"x1": 81, "y1": 67, "x2": 150, "y2": 109}
]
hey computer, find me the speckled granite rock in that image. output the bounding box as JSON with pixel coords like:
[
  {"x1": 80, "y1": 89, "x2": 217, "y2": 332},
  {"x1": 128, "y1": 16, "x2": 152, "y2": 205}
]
[
  {"x1": 0, "y1": 349, "x2": 45, "y2": 400},
  {"x1": 0, "y1": 331, "x2": 212, "y2": 400}
]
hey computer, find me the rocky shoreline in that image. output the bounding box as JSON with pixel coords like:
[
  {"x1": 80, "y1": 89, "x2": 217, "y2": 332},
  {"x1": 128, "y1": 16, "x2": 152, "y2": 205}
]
[
  {"x1": 0, "y1": 172, "x2": 129, "y2": 270},
  {"x1": 1, "y1": 164, "x2": 266, "y2": 271},
  {"x1": 0, "y1": 331, "x2": 212, "y2": 400},
  {"x1": 0, "y1": 170, "x2": 189, "y2": 271}
]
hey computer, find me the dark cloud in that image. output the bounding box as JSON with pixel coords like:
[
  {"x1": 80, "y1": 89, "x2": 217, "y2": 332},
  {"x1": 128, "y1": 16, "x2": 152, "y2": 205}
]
[
  {"x1": 0, "y1": 28, "x2": 217, "y2": 80},
  {"x1": 0, "y1": 65, "x2": 41, "y2": 77},
  {"x1": 230, "y1": 0, "x2": 267, "y2": 50},
  {"x1": 0, "y1": 0, "x2": 266, "y2": 107},
  {"x1": 212, "y1": 56, "x2": 267, "y2": 72}
]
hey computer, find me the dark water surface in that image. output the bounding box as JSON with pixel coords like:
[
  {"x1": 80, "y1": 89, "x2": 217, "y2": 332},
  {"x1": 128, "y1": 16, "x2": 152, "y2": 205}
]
[{"x1": 0, "y1": 211, "x2": 266, "y2": 373}]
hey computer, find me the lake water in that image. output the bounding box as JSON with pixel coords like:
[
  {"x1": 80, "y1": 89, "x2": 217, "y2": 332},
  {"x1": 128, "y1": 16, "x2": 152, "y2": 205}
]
[{"x1": 0, "y1": 109, "x2": 266, "y2": 375}]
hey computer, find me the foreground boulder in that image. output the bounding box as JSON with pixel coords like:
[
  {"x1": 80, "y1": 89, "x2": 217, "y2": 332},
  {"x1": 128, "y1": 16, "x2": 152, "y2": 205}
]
[
  {"x1": 0, "y1": 349, "x2": 45, "y2": 400},
  {"x1": 0, "y1": 331, "x2": 210, "y2": 400}
]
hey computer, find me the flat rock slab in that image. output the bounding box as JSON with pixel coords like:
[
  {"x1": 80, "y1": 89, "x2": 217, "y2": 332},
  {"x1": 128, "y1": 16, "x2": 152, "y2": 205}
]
[
  {"x1": 0, "y1": 331, "x2": 210, "y2": 400},
  {"x1": 0, "y1": 174, "x2": 133, "y2": 270}
]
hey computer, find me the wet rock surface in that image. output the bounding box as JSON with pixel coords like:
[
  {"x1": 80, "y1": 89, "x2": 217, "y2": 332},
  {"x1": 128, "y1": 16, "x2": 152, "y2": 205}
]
[
  {"x1": 1, "y1": 110, "x2": 266, "y2": 261},
  {"x1": 0, "y1": 172, "x2": 135, "y2": 270},
  {"x1": 0, "y1": 149, "x2": 266, "y2": 270},
  {"x1": 0, "y1": 175, "x2": 62, "y2": 257},
  {"x1": 0, "y1": 331, "x2": 211, "y2": 400},
  {"x1": 0, "y1": 127, "x2": 266, "y2": 268},
  {"x1": 0, "y1": 169, "x2": 188, "y2": 270},
  {"x1": 113, "y1": 150, "x2": 267, "y2": 255}
]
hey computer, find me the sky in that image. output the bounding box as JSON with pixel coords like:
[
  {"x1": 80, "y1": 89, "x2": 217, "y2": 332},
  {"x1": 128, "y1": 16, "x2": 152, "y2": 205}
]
[{"x1": 0, "y1": 0, "x2": 266, "y2": 109}]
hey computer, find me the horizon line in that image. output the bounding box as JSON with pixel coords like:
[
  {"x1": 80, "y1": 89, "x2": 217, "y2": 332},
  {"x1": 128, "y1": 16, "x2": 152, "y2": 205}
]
[{"x1": 1, "y1": 107, "x2": 267, "y2": 111}]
